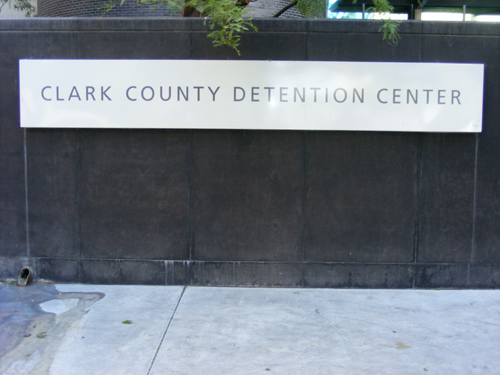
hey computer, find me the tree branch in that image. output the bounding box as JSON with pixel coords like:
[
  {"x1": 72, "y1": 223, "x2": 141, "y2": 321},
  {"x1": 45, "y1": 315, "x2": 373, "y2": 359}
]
[
  {"x1": 183, "y1": 0, "x2": 201, "y2": 16},
  {"x1": 273, "y1": 0, "x2": 298, "y2": 18},
  {"x1": 0, "y1": 1, "x2": 8, "y2": 14}
]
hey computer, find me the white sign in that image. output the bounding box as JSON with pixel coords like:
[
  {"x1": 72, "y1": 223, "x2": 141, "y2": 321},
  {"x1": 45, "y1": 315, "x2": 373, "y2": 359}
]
[{"x1": 19, "y1": 59, "x2": 484, "y2": 132}]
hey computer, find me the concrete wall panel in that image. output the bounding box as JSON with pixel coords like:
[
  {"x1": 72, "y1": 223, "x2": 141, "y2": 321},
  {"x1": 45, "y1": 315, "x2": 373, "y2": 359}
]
[{"x1": 1, "y1": 18, "x2": 500, "y2": 287}]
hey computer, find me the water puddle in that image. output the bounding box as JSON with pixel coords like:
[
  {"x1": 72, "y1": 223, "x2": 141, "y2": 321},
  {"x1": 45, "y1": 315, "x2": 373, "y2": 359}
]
[{"x1": 0, "y1": 283, "x2": 104, "y2": 375}]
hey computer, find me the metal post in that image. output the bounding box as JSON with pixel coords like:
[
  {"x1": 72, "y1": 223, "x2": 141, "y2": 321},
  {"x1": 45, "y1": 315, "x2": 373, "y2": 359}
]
[
  {"x1": 362, "y1": 3, "x2": 365, "y2": 20},
  {"x1": 463, "y1": 5, "x2": 466, "y2": 21}
]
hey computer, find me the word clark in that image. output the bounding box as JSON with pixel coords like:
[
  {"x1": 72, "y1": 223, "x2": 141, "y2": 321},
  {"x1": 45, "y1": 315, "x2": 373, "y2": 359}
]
[{"x1": 41, "y1": 86, "x2": 112, "y2": 101}]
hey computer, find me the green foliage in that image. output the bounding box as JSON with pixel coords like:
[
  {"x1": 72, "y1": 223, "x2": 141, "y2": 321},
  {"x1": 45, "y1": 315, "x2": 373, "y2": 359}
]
[
  {"x1": 366, "y1": 0, "x2": 393, "y2": 14},
  {"x1": 100, "y1": 0, "x2": 126, "y2": 14},
  {"x1": 102, "y1": 0, "x2": 255, "y2": 55},
  {"x1": 101, "y1": 0, "x2": 182, "y2": 15},
  {"x1": 354, "y1": 0, "x2": 401, "y2": 44},
  {"x1": 0, "y1": 0, "x2": 36, "y2": 16},
  {"x1": 103, "y1": 0, "x2": 402, "y2": 52},
  {"x1": 370, "y1": 0, "x2": 401, "y2": 45},
  {"x1": 296, "y1": 0, "x2": 326, "y2": 18},
  {"x1": 378, "y1": 18, "x2": 400, "y2": 44},
  {"x1": 194, "y1": 0, "x2": 257, "y2": 55}
]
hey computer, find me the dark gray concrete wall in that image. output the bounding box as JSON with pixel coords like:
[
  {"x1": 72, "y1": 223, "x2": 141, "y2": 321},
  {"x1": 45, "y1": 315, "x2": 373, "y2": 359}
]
[{"x1": 1, "y1": 18, "x2": 500, "y2": 287}]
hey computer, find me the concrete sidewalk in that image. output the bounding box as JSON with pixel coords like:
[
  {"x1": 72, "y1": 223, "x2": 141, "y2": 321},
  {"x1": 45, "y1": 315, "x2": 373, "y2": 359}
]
[{"x1": 0, "y1": 282, "x2": 499, "y2": 375}]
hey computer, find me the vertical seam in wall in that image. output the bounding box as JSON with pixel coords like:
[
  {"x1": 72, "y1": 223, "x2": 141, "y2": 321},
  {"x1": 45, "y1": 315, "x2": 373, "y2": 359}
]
[
  {"x1": 76, "y1": 129, "x2": 82, "y2": 283},
  {"x1": 413, "y1": 135, "x2": 422, "y2": 264},
  {"x1": 188, "y1": 131, "x2": 194, "y2": 261},
  {"x1": 418, "y1": 29, "x2": 422, "y2": 63},
  {"x1": 471, "y1": 133, "x2": 479, "y2": 264},
  {"x1": 189, "y1": 26, "x2": 192, "y2": 59},
  {"x1": 76, "y1": 30, "x2": 82, "y2": 283},
  {"x1": 23, "y1": 128, "x2": 30, "y2": 258},
  {"x1": 76, "y1": 28, "x2": 80, "y2": 59},
  {"x1": 188, "y1": 26, "x2": 193, "y2": 272},
  {"x1": 412, "y1": 134, "x2": 423, "y2": 288},
  {"x1": 301, "y1": 27, "x2": 308, "y2": 287},
  {"x1": 301, "y1": 131, "x2": 307, "y2": 286},
  {"x1": 305, "y1": 27, "x2": 309, "y2": 61},
  {"x1": 413, "y1": 31, "x2": 422, "y2": 288}
]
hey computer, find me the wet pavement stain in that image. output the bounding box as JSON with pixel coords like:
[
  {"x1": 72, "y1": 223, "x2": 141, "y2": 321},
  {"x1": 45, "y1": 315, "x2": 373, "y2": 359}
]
[
  {"x1": 0, "y1": 282, "x2": 104, "y2": 375},
  {"x1": 395, "y1": 342, "x2": 412, "y2": 350}
]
